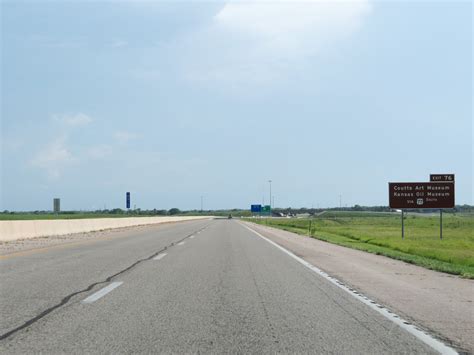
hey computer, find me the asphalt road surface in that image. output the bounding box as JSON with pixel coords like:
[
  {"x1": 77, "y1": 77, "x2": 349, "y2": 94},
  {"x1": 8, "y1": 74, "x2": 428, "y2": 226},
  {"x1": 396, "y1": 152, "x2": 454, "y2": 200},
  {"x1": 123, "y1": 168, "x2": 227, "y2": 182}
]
[{"x1": 0, "y1": 219, "x2": 444, "y2": 353}]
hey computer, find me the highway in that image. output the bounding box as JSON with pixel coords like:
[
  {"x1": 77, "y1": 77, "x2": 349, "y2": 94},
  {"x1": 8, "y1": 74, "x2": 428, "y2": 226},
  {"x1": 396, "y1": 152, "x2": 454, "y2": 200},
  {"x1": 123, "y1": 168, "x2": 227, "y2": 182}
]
[{"x1": 0, "y1": 219, "x2": 442, "y2": 353}]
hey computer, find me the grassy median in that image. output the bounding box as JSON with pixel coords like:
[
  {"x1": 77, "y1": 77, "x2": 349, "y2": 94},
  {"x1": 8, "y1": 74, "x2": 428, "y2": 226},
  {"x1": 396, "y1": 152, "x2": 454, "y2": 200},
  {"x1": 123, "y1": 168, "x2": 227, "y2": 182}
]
[{"x1": 247, "y1": 212, "x2": 474, "y2": 278}]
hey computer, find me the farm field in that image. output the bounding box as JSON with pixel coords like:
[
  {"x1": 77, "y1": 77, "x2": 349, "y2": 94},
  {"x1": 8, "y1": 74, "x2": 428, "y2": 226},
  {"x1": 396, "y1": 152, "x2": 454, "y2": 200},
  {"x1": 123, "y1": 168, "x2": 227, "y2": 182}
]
[{"x1": 248, "y1": 212, "x2": 474, "y2": 278}]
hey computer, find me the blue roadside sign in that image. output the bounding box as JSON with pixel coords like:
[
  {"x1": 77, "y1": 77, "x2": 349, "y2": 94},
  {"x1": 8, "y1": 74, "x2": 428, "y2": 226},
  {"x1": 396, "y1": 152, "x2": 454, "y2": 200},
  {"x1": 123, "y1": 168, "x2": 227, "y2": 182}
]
[
  {"x1": 126, "y1": 192, "x2": 131, "y2": 209},
  {"x1": 251, "y1": 204, "x2": 262, "y2": 213}
]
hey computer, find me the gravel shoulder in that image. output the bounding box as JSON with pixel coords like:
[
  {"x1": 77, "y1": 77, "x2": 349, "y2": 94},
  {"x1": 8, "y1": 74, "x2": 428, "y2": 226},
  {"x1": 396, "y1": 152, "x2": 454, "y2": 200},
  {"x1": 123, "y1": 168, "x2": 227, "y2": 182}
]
[{"x1": 243, "y1": 221, "x2": 474, "y2": 353}]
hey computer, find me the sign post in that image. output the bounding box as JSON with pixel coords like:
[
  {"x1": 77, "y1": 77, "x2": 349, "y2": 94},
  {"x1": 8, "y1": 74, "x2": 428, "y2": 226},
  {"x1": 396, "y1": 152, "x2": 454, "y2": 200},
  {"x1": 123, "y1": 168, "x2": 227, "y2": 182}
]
[
  {"x1": 401, "y1": 210, "x2": 404, "y2": 239},
  {"x1": 429, "y1": 174, "x2": 454, "y2": 240},
  {"x1": 440, "y1": 209, "x2": 443, "y2": 240}
]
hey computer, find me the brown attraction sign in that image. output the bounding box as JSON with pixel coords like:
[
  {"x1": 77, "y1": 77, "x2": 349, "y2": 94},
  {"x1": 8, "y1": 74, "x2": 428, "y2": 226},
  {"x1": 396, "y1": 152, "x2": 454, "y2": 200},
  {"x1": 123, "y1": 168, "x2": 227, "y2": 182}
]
[
  {"x1": 430, "y1": 174, "x2": 455, "y2": 182},
  {"x1": 389, "y1": 182, "x2": 455, "y2": 209}
]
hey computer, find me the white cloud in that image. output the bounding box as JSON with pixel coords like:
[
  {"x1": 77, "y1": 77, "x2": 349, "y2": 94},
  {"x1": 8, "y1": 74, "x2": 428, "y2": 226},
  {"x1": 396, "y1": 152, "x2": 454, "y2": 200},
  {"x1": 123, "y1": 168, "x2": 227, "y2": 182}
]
[
  {"x1": 114, "y1": 131, "x2": 138, "y2": 143},
  {"x1": 30, "y1": 136, "x2": 75, "y2": 179},
  {"x1": 53, "y1": 113, "x2": 93, "y2": 126},
  {"x1": 215, "y1": 0, "x2": 371, "y2": 40},
  {"x1": 181, "y1": 0, "x2": 372, "y2": 85}
]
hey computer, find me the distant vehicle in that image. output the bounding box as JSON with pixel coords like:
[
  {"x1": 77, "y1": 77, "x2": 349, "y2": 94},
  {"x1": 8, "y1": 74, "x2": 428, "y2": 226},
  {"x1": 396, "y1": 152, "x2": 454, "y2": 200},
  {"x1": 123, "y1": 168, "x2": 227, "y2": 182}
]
[{"x1": 228, "y1": 214, "x2": 232, "y2": 219}]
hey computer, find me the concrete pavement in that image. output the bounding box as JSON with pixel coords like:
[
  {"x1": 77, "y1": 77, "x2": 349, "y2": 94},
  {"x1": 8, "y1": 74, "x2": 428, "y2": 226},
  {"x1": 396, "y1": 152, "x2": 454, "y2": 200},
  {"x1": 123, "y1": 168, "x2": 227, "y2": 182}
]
[{"x1": 0, "y1": 219, "x2": 451, "y2": 353}]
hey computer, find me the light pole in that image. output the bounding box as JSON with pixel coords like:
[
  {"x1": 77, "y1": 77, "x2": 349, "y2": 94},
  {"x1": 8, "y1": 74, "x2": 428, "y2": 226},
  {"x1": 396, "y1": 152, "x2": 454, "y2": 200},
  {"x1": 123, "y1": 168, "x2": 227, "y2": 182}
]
[
  {"x1": 200, "y1": 196, "x2": 203, "y2": 213},
  {"x1": 268, "y1": 180, "x2": 272, "y2": 208}
]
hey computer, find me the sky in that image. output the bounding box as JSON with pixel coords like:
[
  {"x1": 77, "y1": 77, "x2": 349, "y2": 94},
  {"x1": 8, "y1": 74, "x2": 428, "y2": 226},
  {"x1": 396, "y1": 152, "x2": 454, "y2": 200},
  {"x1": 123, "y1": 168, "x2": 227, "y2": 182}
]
[{"x1": 1, "y1": 0, "x2": 472, "y2": 211}]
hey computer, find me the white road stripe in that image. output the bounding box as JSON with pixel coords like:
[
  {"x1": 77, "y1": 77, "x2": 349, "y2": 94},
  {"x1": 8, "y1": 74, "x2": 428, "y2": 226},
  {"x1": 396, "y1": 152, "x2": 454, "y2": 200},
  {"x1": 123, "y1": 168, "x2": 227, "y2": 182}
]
[
  {"x1": 153, "y1": 253, "x2": 167, "y2": 260},
  {"x1": 81, "y1": 282, "x2": 123, "y2": 304},
  {"x1": 177, "y1": 241, "x2": 185, "y2": 246},
  {"x1": 189, "y1": 235, "x2": 195, "y2": 239},
  {"x1": 242, "y1": 223, "x2": 457, "y2": 355}
]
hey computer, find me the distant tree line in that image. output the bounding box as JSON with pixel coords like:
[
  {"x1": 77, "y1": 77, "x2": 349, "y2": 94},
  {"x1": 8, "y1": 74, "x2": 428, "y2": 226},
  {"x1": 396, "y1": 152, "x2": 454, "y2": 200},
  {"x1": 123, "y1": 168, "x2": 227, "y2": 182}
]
[
  {"x1": 272, "y1": 204, "x2": 472, "y2": 215},
  {"x1": 1, "y1": 204, "x2": 472, "y2": 216}
]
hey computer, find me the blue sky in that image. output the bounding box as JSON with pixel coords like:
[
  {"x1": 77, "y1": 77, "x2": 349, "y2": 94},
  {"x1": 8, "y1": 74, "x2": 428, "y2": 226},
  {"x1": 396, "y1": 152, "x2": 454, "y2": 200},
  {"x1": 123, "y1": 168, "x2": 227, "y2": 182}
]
[{"x1": 1, "y1": 0, "x2": 472, "y2": 211}]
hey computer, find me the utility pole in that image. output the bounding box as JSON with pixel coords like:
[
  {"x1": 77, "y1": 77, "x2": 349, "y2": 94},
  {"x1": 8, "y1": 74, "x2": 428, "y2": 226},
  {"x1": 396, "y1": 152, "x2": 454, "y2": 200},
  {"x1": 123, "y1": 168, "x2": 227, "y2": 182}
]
[
  {"x1": 339, "y1": 195, "x2": 342, "y2": 209},
  {"x1": 200, "y1": 196, "x2": 203, "y2": 213}
]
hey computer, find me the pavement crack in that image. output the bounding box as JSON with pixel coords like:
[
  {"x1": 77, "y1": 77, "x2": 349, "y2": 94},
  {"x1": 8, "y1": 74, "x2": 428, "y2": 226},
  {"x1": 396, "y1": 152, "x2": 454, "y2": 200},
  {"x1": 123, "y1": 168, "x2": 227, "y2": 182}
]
[{"x1": 0, "y1": 225, "x2": 209, "y2": 342}]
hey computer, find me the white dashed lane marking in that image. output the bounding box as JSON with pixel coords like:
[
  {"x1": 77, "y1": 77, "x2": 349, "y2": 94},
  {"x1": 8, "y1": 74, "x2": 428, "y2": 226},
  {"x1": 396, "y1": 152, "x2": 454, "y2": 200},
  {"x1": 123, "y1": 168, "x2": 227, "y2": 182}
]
[
  {"x1": 81, "y1": 282, "x2": 123, "y2": 304},
  {"x1": 153, "y1": 253, "x2": 167, "y2": 261}
]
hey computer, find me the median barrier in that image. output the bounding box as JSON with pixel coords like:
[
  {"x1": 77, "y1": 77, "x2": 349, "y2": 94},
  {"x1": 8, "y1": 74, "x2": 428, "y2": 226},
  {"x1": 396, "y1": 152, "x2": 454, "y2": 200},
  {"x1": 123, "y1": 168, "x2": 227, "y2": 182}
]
[{"x1": 0, "y1": 216, "x2": 212, "y2": 242}]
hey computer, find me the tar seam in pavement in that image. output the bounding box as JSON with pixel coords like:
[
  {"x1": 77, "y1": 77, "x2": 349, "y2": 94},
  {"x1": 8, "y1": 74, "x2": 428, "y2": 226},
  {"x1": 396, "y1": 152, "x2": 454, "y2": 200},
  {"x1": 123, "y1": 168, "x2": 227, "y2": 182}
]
[{"x1": 0, "y1": 225, "x2": 210, "y2": 341}]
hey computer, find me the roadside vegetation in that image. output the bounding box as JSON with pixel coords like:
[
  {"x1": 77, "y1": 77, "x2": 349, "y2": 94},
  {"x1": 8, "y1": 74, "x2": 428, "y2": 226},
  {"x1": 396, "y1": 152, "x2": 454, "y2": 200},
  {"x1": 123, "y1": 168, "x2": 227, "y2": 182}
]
[{"x1": 246, "y1": 211, "x2": 474, "y2": 279}]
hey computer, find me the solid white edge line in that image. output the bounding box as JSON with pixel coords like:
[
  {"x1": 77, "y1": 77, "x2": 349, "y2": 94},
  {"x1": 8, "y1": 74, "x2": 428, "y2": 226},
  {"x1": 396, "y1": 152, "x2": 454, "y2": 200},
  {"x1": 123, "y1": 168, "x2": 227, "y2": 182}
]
[
  {"x1": 241, "y1": 223, "x2": 458, "y2": 355},
  {"x1": 153, "y1": 253, "x2": 167, "y2": 260},
  {"x1": 81, "y1": 282, "x2": 123, "y2": 304}
]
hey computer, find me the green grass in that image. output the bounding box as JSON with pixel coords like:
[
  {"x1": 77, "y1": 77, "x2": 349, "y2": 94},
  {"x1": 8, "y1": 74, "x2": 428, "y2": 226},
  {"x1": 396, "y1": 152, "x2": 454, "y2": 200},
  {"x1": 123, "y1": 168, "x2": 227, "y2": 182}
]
[{"x1": 246, "y1": 212, "x2": 474, "y2": 278}]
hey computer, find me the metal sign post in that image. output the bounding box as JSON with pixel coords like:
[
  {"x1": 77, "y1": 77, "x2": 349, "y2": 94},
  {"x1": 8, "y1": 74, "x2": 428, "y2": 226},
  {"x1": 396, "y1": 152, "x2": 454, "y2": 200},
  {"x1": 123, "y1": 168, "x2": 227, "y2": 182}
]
[
  {"x1": 440, "y1": 209, "x2": 443, "y2": 240},
  {"x1": 429, "y1": 174, "x2": 454, "y2": 241},
  {"x1": 401, "y1": 210, "x2": 404, "y2": 239}
]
